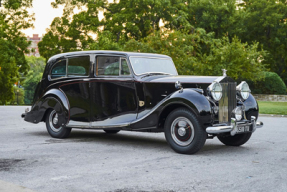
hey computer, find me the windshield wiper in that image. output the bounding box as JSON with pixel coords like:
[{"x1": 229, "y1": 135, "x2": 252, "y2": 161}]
[{"x1": 141, "y1": 72, "x2": 171, "y2": 79}]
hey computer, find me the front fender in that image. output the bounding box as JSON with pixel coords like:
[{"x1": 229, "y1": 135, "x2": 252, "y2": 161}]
[
  {"x1": 243, "y1": 93, "x2": 259, "y2": 120},
  {"x1": 24, "y1": 89, "x2": 70, "y2": 125},
  {"x1": 130, "y1": 88, "x2": 212, "y2": 129}
]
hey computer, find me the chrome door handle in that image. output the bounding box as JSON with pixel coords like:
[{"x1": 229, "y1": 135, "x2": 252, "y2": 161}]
[{"x1": 83, "y1": 79, "x2": 89, "y2": 81}]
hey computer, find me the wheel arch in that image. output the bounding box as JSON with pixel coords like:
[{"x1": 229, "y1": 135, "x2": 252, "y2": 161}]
[
  {"x1": 158, "y1": 103, "x2": 198, "y2": 129},
  {"x1": 29, "y1": 88, "x2": 70, "y2": 125}
]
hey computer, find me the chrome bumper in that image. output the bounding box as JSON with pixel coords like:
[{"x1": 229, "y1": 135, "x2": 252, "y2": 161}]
[{"x1": 206, "y1": 116, "x2": 263, "y2": 136}]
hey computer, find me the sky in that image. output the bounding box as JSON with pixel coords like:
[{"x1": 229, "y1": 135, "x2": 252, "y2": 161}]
[{"x1": 23, "y1": 0, "x2": 64, "y2": 37}]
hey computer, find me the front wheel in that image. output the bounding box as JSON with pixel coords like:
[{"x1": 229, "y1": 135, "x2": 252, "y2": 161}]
[
  {"x1": 46, "y1": 109, "x2": 71, "y2": 138},
  {"x1": 217, "y1": 132, "x2": 252, "y2": 146},
  {"x1": 164, "y1": 108, "x2": 206, "y2": 154}
]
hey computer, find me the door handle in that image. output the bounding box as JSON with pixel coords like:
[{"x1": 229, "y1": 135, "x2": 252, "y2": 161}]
[{"x1": 83, "y1": 79, "x2": 89, "y2": 81}]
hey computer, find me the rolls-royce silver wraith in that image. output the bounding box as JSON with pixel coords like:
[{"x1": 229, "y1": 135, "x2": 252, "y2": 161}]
[{"x1": 22, "y1": 51, "x2": 263, "y2": 154}]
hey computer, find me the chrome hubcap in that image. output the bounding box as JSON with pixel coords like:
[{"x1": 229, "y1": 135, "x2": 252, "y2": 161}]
[
  {"x1": 49, "y1": 110, "x2": 62, "y2": 132},
  {"x1": 178, "y1": 127, "x2": 186, "y2": 136},
  {"x1": 171, "y1": 117, "x2": 194, "y2": 146},
  {"x1": 53, "y1": 114, "x2": 58, "y2": 125}
]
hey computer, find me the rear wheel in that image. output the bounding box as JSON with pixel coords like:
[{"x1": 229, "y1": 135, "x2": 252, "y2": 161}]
[
  {"x1": 164, "y1": 108, "x2": 206, "y2": 154},
  {"x1": 217, "y1": 132, "x2": 252, "y2": 146},
  {"x1": 46, "y1": 109, "x2": 71, "y2": 138}
]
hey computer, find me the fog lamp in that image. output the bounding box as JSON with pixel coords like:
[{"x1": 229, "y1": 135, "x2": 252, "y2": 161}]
[{"x1": 234, "y1": 106, "x2": 243, "y2": 121}]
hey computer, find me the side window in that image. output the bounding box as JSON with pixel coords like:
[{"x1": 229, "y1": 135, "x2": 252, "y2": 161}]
[
  {"x1": 68, "y1": 56, "x2": 90, "y2": 77},
  {"x1": 97, "y1": 56, "x2": 120, "y2": 76},
  {"x1": 51, "y1": 60, "x2": 67, "y2": 79},
  {"x1": 120, "y1": 58, "x2": 130, "y2": 75},
  {"x1": 96, "y1": 56, "x2": 130, "y2": 76}
]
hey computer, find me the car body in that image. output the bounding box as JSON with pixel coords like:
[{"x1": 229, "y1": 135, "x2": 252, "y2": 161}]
[{"x1": 22, "y1": 50, "x2": 263, "y2": 154}]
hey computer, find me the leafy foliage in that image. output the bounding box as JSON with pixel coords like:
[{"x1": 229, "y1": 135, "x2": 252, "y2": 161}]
[
  {"x1": 37, "y1": 0, "x2": 286, "y2": 94},
  {"x1": 196, "y1": 36, "x2": 267, "y2": 81},
  {"x1": 10, "y1": 86, "x2": 25, "y2": 105},
  {"x1": 239, "y1": 0, "x2": 287, "y2": 85},
  {"x1": 23, "y1": 56, "x2": 45, "y2": 104},
  {"x1": 124, "y1": 30, "x2": 266, "y2": 81},
  {"x1": 0, "y1": 0, "x2": 34, "y2": 104},
  {"x1": 248, "y1": 72, "x2": 287, "y2": 95}
]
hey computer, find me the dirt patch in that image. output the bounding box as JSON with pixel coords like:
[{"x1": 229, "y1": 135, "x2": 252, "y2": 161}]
[{"x1": 0, "y1": 159, "x2": 25, "y2": 171}]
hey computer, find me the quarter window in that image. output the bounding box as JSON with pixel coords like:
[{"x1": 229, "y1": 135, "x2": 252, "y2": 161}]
[
  {"x1": 68, "y1": 56, "x2": 90, "y2": 77},
  {"x1": 51, "y1": 60, "x2": 67, "y2": 79}
]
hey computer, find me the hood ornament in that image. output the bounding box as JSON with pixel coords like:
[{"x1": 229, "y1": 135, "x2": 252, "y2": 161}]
[{"x1": 222, "y1": 69, "x2": 227, "y2": 77}]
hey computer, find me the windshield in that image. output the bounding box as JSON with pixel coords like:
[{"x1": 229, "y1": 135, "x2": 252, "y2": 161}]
[{"x1": 129, "y1": 57, "x2": 178, "y2": 75}]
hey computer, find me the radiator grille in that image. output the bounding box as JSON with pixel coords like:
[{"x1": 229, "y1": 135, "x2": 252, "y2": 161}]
[{"x1": 219, "y1": 82, "x2": 237, "y2": 123}]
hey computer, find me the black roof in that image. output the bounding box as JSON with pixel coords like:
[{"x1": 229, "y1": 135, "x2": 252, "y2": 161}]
[{"x1": 47, "y1": 50, "x2": 171, "y2": 64}]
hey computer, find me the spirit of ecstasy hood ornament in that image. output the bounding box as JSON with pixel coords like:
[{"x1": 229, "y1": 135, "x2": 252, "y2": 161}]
[{"x1": 222, "y1": 69, "x2": 227, "y2": 77}]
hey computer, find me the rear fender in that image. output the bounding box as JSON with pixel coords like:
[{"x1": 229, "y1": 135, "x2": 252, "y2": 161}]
[{"x1": 26, "y1": 89, "x2": 70, "y2": 125}]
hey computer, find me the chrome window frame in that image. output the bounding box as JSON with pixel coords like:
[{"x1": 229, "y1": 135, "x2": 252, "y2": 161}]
[
  {"x1": 95, "y1": 55, "x2": 132, "y2": 78},
  {"x1": 48, "y1": 55, "x2": 91, "y2": 81}
]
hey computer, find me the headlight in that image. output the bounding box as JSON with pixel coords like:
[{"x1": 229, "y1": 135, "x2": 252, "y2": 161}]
[
  {"x1": 208, "y1": 82, "x2": 222, "y2": 101},
  {"x1": 237, "y1": 81, "x2": 250, "y2": 100}
]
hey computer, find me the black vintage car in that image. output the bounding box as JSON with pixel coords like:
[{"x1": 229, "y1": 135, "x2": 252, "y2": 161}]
[{"x1": 22, "y1": 51, "x2": 263, "y2": 154}]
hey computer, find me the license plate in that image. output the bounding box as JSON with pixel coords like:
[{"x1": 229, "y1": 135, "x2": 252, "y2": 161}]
[{"x1": 237, "y1": 125, "x2": 251, "y2": 133}]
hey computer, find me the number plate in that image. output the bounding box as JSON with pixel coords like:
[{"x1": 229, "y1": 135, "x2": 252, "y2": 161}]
[{"x1": 237, "y1": 125, "x2": 251, "y2": 133}]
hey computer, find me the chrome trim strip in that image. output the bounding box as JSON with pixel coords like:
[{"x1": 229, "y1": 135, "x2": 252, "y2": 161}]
[
  {"x1": 66, "y1": 123, "x2": 129, "y2": 129},
  {"x1": 131, "y1": 97, "x2": 169, "y2": 124}
]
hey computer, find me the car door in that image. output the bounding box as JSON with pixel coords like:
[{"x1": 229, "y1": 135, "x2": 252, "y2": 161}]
[
  {"x1": 90, "y1": 55, "x2": 137, "y2": 127},
  {"x1": 55, "y1": 55, "x2": 91, "y2": 127}
]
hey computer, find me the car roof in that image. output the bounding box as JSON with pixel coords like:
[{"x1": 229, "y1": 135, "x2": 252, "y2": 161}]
[{"x1": 47, "y1": 50, "x2": 171, "y2": 64}]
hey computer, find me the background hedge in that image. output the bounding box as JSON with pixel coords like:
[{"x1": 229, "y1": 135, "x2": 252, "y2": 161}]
[{"x1": 248, "y1": 72, "x2": 287, "y2": 95}]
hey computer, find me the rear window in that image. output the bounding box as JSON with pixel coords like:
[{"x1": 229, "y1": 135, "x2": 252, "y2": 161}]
[
  {"x1": 51, "y1": 60, "x2": 67, "y2": 79},
  {"x1": 68, "y1": 56, "x2": 90, "y2": 77},
  {"x1": 50, "y1": 56, "x2": 90, "y2": 80}
]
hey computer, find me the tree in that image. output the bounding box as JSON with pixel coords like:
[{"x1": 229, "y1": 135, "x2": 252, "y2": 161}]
[
  {"x1": 168, "y1": 0, "x2": 239, "y2": 38},
  {"x1": 23, "y1": 56, "x2": 46, "y2": 104},
  {"x1": 0, "y1": 0, "x2": 34, "y2": 104},
  {"x1": 196, "y1": 36, "x2": 267, "y2": 81},
  {"x1": 40, "y1": 0, "x2": 189, "y2": 58},
  {"x1": 10, "y1": 86, "x2": 25, "y2": 105},
  {"x1": 124, "y1": 30, "x2": 266, "y2": 81},
  {"x1": 103, "y1": 0, "x2": 186, "y2": 42},
  {"x1": 239, "y1": 0, "x2": 287, "y2": 84},
  {"x1": 39, "y1": 0, "x2": 104, "y2": 60}
]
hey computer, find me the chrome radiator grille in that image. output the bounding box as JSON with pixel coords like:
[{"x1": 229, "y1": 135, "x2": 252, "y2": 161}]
[{"x1": 219, "y1": 82, "x2": 237, "y2": 123}]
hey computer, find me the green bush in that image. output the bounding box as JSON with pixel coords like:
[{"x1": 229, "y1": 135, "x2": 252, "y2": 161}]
[{"x1": 248, "y1": 72, "x2": 286, "y2": 95}]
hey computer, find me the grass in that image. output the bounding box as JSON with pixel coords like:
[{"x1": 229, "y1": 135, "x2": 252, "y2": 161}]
[{"x1": 258, "y1": 101, "x2": 287, "y2": 115}]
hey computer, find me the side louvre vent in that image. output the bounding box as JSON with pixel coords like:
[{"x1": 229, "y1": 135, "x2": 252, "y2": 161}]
[{"x1": 219, "y1": 82, "x2": 237, "y2": 123}]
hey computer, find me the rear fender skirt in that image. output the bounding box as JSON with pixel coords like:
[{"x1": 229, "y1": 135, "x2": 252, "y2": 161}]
[
  {"x1": 243, "y1": 93, "x2": 259, "y2": 120},
  {"x1": 130, "y1": 89, "x2": 212, "y2": 129},
  {"x1": 27, "y1": 89, "x2": 70, "y2": 124}
]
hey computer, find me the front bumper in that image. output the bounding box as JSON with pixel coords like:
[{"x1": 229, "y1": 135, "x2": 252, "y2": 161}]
[{"x1": 206, "y1": 116, "x2": 263, "y2": 136}]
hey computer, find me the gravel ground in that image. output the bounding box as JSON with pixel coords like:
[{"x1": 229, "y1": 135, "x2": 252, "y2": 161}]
[{"x1": 0, "y1": 106, "x2": 286, "y2": 192}]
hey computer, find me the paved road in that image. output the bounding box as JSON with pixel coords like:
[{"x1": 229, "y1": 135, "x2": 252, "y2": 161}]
[{"x1": 0, "y1": 106, "x2": 286, "y2": 192}]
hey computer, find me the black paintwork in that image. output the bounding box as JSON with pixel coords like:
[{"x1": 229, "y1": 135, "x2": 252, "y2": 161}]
[{"x1": 23, "y1": 50, "x2": 259, "y2": 133}]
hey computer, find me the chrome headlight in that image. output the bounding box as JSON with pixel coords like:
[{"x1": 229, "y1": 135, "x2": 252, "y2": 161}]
[
  {"x1": 237, "y1": 81, "x2": 250, "y2": 100},
  {"x1": 208, "y1": 82, "x2": 222, "y2": 101}
]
